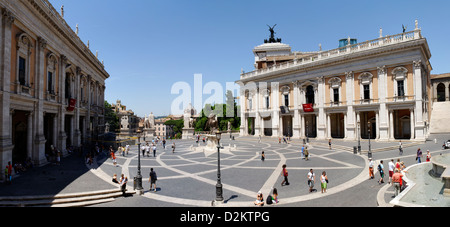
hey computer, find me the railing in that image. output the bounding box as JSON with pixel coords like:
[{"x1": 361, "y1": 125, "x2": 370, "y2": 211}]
[
  {"x1": 386, "y1": 95, "x2": 415, "y2": 102},
  {"x1": 324, "y1": 101, "x2": 346, "y2": 107},
  {"x1": 241, "y1": 30, "x2": 421, "y2": 80},
  {"x1": 39, "y1": 0, "x2": 104, "y2": 69},
  {"x1": 353, "y1": 98, "x2": 380, "y2": 105}
]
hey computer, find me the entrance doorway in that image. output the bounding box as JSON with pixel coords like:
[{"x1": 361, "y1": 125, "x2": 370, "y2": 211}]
[
  {"x1": 282, "y1": 115, "x2": 293, "y2": 137},
  {"x1": 330, "y1": 113, "x2": 345, "y2": 138},
  {"x1": 12, "y1": 111, "x2": 29, "y2": 163},
  {"x1": 304, "y1": 114, "x2": 317, "y2": 138}
]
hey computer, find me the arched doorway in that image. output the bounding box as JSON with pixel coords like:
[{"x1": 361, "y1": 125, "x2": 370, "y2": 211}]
[{"x1": 437, "y1": 83, "x2": 446, "y2": 102}]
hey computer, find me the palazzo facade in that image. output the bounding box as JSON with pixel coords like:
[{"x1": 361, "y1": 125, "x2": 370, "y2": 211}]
[
  {"x1": 237, "y1": 21, "x2": 432, "y2": 142},
  {"x1": 0, "y1": 0, "x2": 109, "y2": 173}
]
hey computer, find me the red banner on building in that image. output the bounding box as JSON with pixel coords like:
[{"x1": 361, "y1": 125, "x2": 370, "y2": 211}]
[
  {"x1": 303, "y1": 103, "x2": 314, "y2": 112},
  {"x1": 67, "y1": 98, "x2": 76, "y2": 111}
]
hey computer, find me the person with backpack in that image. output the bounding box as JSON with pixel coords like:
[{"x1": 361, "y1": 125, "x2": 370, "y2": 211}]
[
  {"x1": 378, "y1": 160, "x2": 385, "y2": 184},
  {"x1": 149, "y1": 168, "x2": 157, "y2": 192},
  {"x1": 266, "y1": 188, "x2": 278, "y2": 205}
]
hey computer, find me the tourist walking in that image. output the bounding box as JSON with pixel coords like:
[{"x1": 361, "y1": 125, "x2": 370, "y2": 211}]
[
  {"x1": 378, "y1": 160, "x2": 385, "y2": 184},
  {"x1": 328, "y1": 139, "x2": 332, "y2": 150},
  {"x1": 416, "y1": 148, "x2": 423, "y2": 163},
  {"x1": 368, "y1": 158, "x2": 375, "y2": 179},
  {"x1": 119, "y1": 174, "x2": 128, "y2": 195},
  {"x1": 5, "y1": 161, "x2": 12, "y2": 184},
  {"x1": 172, "y1": 142, "x2": 176, "y2": 153},
  {"x1": 308, "y1": 169, "x2": 316, "y2": 192},
  {"x1": 144, "y1": 143, "x2": 150, "y2": 157},
  {"x1": 304, "y1": 146, "x2": 309, "y2": 161},
  {"x1": 261, "y1": 151, "x2": 265, "y2": 162},
  {"x1": 152, "y1": 144, "x2": 157, "y2": 157},
  {"x1": 388, "y1": 159, "x2": 395, "y2": 184},
  {"x1": 301, "y1": 145, "x2": 305, "y2": 159},
  {"x1": 399, "y1": 140, "x2": 403, "y2": 155},
  {"x1": 149, "y1": 168, "x2": 157, "y2": 192},
  {"x1": 426, "y1": 150, "x2": 431, "y2": 162},
  {"x1": 110, "y1": 149, "x2": 117, "y2": 167},
  {"x1": 321, "y1": 171, "x2": 328, "y2": 193},
  {"x1": 281, "y1": 164, "x2": 289, "y2": 186},
  {"x1": 392, "y1": 169, "x2": 403, "y2": 197}
]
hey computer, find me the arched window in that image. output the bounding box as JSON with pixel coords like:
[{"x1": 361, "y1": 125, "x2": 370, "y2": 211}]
[
  {"x1": 281, "y1": 86, "x2": 290, "y2": 107},
  {"x1": 306, "y1": 85, "x2": 315, "y2": 104},
  {"x1": 16, "y1": 33, "x2": 33, "y2": 87},
  {"x1": 392, "y1": 67, "x2": 408, "y2": 98},
  {"x1": 437, "y1": 83, "x2": 446, "y2": 102},
  {"x1": 328, "y1": 77, "x2": 342, "y2": 104},
  {"x1": 358, "y1": 72, "x2": 373, "y2": 101}
]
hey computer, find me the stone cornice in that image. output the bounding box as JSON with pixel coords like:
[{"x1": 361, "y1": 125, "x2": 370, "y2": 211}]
[
  {"x1": 23, "y1": 0, "x2": 109, "y2": 79},
  {"x1": 238, "y1": 36, "x2": 430, "y2": 84}
]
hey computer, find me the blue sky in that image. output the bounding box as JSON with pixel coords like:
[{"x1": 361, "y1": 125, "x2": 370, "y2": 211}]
[{"x1": 49, "y1": 0, "x2": 450, "y2": 117}]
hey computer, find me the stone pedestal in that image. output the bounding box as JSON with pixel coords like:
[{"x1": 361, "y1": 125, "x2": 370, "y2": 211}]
[{"x1": 182, "y1": 128, "x2": 195, "y2": 140}]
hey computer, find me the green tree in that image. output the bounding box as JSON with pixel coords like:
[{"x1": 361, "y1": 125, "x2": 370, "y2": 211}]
[{"x1": 104, "y1": 101, "x2": 119, "y2": 133}]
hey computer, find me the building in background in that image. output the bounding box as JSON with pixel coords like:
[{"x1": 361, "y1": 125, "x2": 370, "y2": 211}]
[
  {"x1": 237, "y1": 21, "x2": 432, "y2": 142},
  {"x1": 0, "y1": 0, "x2": 109, "y2": 174}
]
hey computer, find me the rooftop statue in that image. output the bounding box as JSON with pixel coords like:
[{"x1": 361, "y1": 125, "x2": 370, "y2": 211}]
[{"x1": 265, "y1": 24, "x2": 282, "y2": 43}]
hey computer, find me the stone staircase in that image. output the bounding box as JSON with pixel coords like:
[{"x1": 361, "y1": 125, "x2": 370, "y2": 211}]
[
  {"x1": 430, "y1": 102, "x2": 450, "y2": 133},
  {"x1": 0, "y1": 189, "x2": 134, "y2": 207}
]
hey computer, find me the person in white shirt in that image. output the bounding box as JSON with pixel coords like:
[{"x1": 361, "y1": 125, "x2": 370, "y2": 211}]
[
  {"x1": 388, "y1": 159, "x2": 395, "y2": 184},
  {"x1": 307, "y1": 169, "x2": 315, "y2": 193},
  {"x1": 368, "y1": 158, "x2": 375, "y2": 179},
  {"x1": 144, "y1": 143, "x2": 150, "y2": 157}
]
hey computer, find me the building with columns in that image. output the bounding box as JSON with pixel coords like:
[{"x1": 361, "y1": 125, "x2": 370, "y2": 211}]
[
  {"x1": 237, "y1": 21, "x2": 432, "y2": 142},
  {"x1": 0, "y1": 0, "x2": 109, "y2": 174}
]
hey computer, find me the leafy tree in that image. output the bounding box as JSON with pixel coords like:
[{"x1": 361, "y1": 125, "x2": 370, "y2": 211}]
[{"x1": 104, "y1": 101, "x2": 119, "y2": 133}]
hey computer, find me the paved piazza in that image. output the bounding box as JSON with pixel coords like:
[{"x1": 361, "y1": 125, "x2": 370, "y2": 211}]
[{"x1": 89, "y1": 136, "x2": 373, "y2": 207}]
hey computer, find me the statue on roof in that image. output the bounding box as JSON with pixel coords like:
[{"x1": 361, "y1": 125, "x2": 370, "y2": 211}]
[{"x1": 265, "y1": 24, "x2": 282, "y2": 43}]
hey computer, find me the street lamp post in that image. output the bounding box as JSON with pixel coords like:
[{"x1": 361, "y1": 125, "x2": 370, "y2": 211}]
[
  {"x1": 135, "y1": 129, "x2": 144, "y2": 195},
  {"x1": 215, "y1": 131, "x2": 223, "y2": 203}
]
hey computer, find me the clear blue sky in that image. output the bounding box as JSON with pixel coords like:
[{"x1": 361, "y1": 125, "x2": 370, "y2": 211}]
[{"x1": 49, "y1": 0, "x2": 450, "y2": 117}]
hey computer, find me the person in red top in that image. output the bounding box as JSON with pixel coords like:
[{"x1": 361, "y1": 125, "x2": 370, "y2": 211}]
[
  {"x1": 281, "y1": 164, "x2": 289, "y2": 186},
  {"x1": 392, "y1": 169, "x2": 403, "y2": 197},
  {"x1": 5, "y1": 161, "x2": 12, "y2": 184},
  {"x1": 110, "y1": 149, "x2": 117, "y2": 167}
]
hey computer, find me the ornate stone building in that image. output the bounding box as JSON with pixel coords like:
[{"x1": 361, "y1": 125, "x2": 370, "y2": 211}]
[
  {"x1": 237, "y1": 21, "x2": 432, "y2": 142},
  {"x1": 0, "y1": 0, "x2": 109, "y2": 173}
]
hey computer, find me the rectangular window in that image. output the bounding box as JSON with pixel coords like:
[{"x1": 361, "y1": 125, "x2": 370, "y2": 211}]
[
  {"x1": 363, "y1": 85, "x2": 370, "y2": 100},
  {"x1": 397, "y1": 80, "x2": 405, "y2": 97},
  {"x1": 47, "y1": 72, "x2": 53, "y2": 93},
  {"x1": 333, "y1": 88, "x2": 339, "y2": 104},
  {"x1": 265, "y1": 96, "x2": 270, "y2": 109},
  {"x1": 284, "y1": 94, "x2": 289, "y2": 106},
  {"x1": 18, "y1": 57, "x2": 26, "y2": 86}
]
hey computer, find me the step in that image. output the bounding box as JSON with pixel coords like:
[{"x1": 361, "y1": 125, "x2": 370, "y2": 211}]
[{"x1": 0, "y1": 189, "x2": 134, "y2": 207}]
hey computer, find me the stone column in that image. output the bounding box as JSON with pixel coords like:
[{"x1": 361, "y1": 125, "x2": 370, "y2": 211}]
[
  {"x1": 239, "y1": 87, "x2": 246, "y2": 136},
  {"x1": 34, "y1": 37, "x2": 48, "y2": 166},
  {"x1": 327, "y1": 114, "x2": 331, "y2": 138},
  {"x1": 345, "y1": 72, "x2": 355, "y2": 140},
  {"x1": 0, "y1": 9, "x2": 15, "y2": 176},
  {"x1": 410, "y1": 108, "x2": 415, "y2": 140},
  {"x1": 272, "y1": 83, "x2": 280, "y2": 137},
  {"x1": 292, "y1": 81, "x2": 300, "y2": 138},
  {"x1": 254, "y1": 87, "x2": 261, "y2": 136},
  {"x1": 413, "y1": 60, "x2": 425, "y2": 140},
  {"x1": 377, "y1": 66, "x2": 389, "y2": 140},
  {"x1": 389, "y1": 110, "x2": 394, "y2": 140},
  {"x1": 317, "y1": 77, "x2": 326, "y2": 139},
  {"x1": 445, "y1": 82, "x2": 450, "y2": 102}
]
